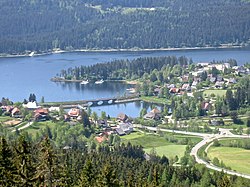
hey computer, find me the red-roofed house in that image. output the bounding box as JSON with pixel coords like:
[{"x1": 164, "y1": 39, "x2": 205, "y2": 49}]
[
  {"x1": 11, "y1": 107, "x2": 22, "y2": 118},
  {"x1": 34, "y1": 108, "x2": 49, "y2": 121},
  {"x1": 68, "y1": 108, "x2": 80, "y2": 119}
]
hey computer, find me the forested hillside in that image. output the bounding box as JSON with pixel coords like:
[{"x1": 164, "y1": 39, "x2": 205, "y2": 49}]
[
  {"x1": 0, "y1": 0, "x2": 250, "y2": 54},
  {"x1": 1, "y1": 135, "x2": 250, "y2": 186}
]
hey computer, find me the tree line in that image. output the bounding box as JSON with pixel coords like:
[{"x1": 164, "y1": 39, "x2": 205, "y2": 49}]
[{"x1": 58, "y1": 56, "x2": 191, "y2": 80}]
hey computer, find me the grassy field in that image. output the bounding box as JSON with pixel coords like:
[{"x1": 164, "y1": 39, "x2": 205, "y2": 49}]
[
  {"x1": 208, "y1": 146, "x2": 250, "y2": 175},
  {"x1": 144, "y1": 145, "x2": 186, "y2": 158},
  {"x1": 24, "y1": 121, "x2": 57, "y2": 136},
  {"x1": 203, "y1": 89, "x2": 227, "y2": 97},
  {"x1": 140, "y1": 96, "x2": 169, "y2": 104},
  {"x1": 0, "y1": 116, "x2": 12, "y2": 123},
  {"x1": 121, "y1": 132, "x2": 201, "y2": 159}
]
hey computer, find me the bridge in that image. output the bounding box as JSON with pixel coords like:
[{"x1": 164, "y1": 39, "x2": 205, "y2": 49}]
[{"x1": 41, "y1": 94, "x2": 140, "y2": 108}]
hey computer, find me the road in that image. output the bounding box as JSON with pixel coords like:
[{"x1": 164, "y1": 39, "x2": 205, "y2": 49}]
[
  {"x1": 135, "y1": 125, "x2": 250, "y2": 179},
  {"x1": 11, "y1": 121, "x2": 33, "y2": 132}
]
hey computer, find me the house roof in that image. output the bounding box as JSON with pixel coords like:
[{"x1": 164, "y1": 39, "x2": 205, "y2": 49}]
[
  {"x1": 11, "y1": 107, "x2": 20, "y2": 115},
  {"x1": 115, "y1": 128, "x2": 126, "y2": 136},
  {"x1": 68, "y1": 108, "x2": 80, "y2": 117},
  {"x1": 170, "y1": 88, "x2": 180, "y2": 93},
  {"x1": 95, "y1": 136, "x2": 108, "y2": 143},
  {"x1": 117, "y1": 113, "x2": 128, "y2": 121},
  {"x1": 150, "y1": 107, "x2": 161, "y2": 114},
  {"x1": 119, "y1": 123, "x2": 133, "y2": 132},
  {"x1": 34, "y1": 108, "x2": 48, "y2": 114}
]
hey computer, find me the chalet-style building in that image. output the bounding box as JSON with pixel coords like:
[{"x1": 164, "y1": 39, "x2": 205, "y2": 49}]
[
  {"x1": 115, "y1": 123, "x2": 133, "y2": 136},
  {"x1": 144, "y1": 108, "x2": 161, "y2": 120},
  {"x1": 68, "y1": 108, "x2": 80, "y2": 119},
  {"x1": 170, "y1": 88, "x2": 180, "y2": 94},
  {"x1": 97, "y1": 119, "x2": 108, "y2": 127},
  {"x1": 34, "y1": 108, "x2": 49, "y2": 121},
  {"x1": 117, "y1": 113, "x2": 128, "y2": 122},
  {"x1": 11, "y1": 107, "x2": 22, "y2": 118}
]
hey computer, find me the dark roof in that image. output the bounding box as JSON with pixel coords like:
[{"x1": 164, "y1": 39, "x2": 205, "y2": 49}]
[
  {"x1": 115, "y1": 128, "x2": 125, "y2": 136},
  {"x1": 117, "y1": 113, "x2": 128, "y2": 121}
]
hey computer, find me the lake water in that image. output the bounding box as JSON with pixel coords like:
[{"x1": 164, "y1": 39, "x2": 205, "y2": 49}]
[
  {"x1": 0, "y1": 48, "x2": 249, "y2": 116},
  {"x1": 90, "y1": 100, "x2": 164, "y2": 118}
]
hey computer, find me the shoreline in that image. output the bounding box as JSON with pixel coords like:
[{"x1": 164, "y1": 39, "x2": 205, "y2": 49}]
[
  {"x1": 51, "y1": 77, "x2": 139, "y2": 85},
  {"x1": 0, "y1": 45, "x2": 247, "y2": 58}
]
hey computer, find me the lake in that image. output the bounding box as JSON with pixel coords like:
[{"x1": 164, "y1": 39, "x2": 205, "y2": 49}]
[
  {"x1": 0, "y1": 48, "x2": 250, "y2": 116},
  {"x1": 89, "y1": 100, "x2": 164, "y2": 118}
]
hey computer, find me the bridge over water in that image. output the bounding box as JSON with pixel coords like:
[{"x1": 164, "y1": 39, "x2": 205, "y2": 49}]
[{"x1": 41, "y1": 94, "x2": 140, "y2": 108}]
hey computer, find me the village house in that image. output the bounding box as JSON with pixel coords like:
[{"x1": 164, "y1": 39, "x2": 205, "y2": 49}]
[
  {"x1": 68, "y1": 108, "x2": 80, "y2": 119},
  {"x1": 228, "y1": 77, "x2": 237, "y2": 84},
  {"x1": 11, "y1": 107, "x2": 22, "y2": 118},
  {"x1": 1, "y1": 105, "x2": 13, "y2": 113},
  {"x1": 97, "y1": 119, "x2": 108, "y2": 128},
  {"x1": 117, "y1": 113, "x2": 128, "y2": 122},
  {"x1": 95, "y1": 132, "x2": 109, "y2": 143},
  {"x1": 169, "y1": 87, "x2": 180, "y2": 94},
  {"x1": 34, "y1": 108, "x2": 49, "y2": 121},
  {"x1": 115, "y1": 123, "x2": 133, "y2": 136},
  {"x1": 201, "y1": 102, "x2": 212, "y2": 111},
  {"x1": 144, "y1": 107, "x2": 161, "y2": 120},
  {"x1": 181, "y1": 83, "x2": 191, "y2": 91},
  {"x1": 215, "y1": 81, "x2": 224, "y2": 88},
  {"x1": 23, "y1": 101, "x2": 39, "y2": 109}
]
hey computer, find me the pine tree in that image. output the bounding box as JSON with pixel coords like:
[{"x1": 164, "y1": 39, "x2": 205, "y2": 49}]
[
  {"x1": 0, "y1": 137, "x2": 17, "y2": 186},
  {"x1": 97, "y1": 163, "x2": 119, "y2": 187},
  {"x1": 14, "y1": 136, "x2": 38, "y2": 186},
  {"x1": 77, "y1": 159, "x2": 96, "y2": 187},
  {"x1": 36, "y1": 136, "x2": 59, "y2": 187}
]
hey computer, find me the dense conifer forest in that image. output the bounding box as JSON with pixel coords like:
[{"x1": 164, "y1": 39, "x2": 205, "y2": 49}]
[
  {"x1": 1, "y1": 135, "x2": 250, "y2": 186},
  {"x1": 0, "y1": 0, "x2": 250, "y2": 54}
]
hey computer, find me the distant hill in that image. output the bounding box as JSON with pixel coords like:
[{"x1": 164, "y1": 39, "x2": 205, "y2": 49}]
[{"x1": 0, "y1": 0, "x2": 249, "y2": 54}]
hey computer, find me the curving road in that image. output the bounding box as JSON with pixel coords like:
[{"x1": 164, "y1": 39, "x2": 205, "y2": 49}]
[{"x1": 134, "y1": 125, "x2": 250, "y2": 179}]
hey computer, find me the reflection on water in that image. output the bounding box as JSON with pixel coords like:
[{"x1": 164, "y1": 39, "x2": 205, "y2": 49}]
[
  {"x1": 55, "y1": 81, "x2": 134, "y2": 100},
  {"x1": 91, "y1": 101, "x2": 165, "y2": 118}
]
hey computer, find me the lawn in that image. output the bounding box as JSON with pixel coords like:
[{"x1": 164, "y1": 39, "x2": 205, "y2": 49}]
[
  {"x1": 208, "y1": 146, "x2": 250, "y2": 175},
  {"x1": 122, "y1": 133, "x2": 172, "y2": 148},
  {"x1": 140, "y1": 96, "x2": 169, "y2": 104},
  {"x1": 203, "y1": 89, "x2": 227, "y2": 97},
  {"x1": 0, "y1": 116, "x2": 12, "y2": 123},
  {"x1": 24, "y1": 121, "x2": 57, "y2": 136},
  {"x1": 144, "y1": 145, "x2": 186, "y2": 158},
  {"x1": 121, "y1": 132, "x2": 188, "y2": 159}
]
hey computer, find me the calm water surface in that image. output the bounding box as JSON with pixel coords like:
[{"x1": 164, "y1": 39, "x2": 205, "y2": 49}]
[
  {"x1": 0, "y1": 48, "x2": 249, "y2": 103},
  {"x1": 90, "y1": 101, "x2": 164, "y2": 118}
]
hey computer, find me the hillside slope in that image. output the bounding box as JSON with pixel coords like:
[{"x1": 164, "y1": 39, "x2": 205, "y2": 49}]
[{"x1": 0, "y1": 0, "x2": 249, "y2": 53}]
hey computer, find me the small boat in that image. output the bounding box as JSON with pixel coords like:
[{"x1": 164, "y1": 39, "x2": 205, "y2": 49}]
[
  {"x1": 95, "y1": 79, "x2": 104, "y2": 84},
  {"x1": 80, "y1": 80, "x2": 89, "y2": 85},
  {"x1": 126, "y1": 88, "x2": 136, "y2": 93},
  {"x1": 28, "y1": 51, "x2": 35, "y2": 57}
]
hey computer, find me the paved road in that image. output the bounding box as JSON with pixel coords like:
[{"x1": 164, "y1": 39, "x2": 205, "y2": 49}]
[
  {"x1": 135, "y1": 125, "x2": 250, "y2": 179},
  {"x1": 11, "y1": 121, "x2": 33, "y2": 132}
]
